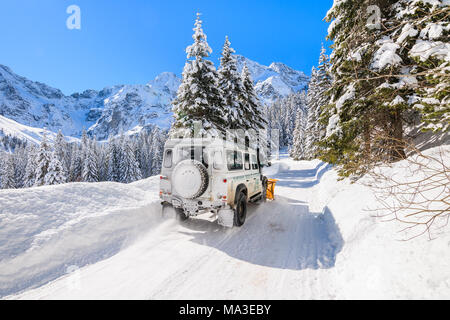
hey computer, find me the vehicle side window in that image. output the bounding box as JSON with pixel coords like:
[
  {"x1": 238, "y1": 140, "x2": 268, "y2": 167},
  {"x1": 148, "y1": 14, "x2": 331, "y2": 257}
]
[
  {"x1": 251, "y1": 154, "x2": 258, "y2": 170},
  {"x1": 244, "y1": 153, "x2": 250, "y2": 170},
  {"x1": 227, "y1": 150, "x2": 243, "y2": 171},
  {"x1": 163, "y1": 149, "x2": 173, "y2": 168},
  {"x1": 213, "y1": 151, "x2": 223, "y2": 170}
]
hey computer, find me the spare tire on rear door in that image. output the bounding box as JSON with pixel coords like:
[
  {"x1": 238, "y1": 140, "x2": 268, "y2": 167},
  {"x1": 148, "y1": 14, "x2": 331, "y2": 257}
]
[{"x1": 171, "y1": 159, "x2": 209, "y2": 199}]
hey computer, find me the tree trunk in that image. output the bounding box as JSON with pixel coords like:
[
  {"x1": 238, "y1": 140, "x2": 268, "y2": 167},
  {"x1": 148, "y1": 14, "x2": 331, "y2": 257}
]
[{"x1": 390, "y1": 110, "x2": 406, "y2": 161}]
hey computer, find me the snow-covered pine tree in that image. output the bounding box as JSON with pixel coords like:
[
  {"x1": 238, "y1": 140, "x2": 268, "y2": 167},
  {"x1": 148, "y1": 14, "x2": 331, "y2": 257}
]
[
  {"x1": 267, "y1": 91, "x2": 307, "y2": 149},
  {"x1": 44, "y1": 152, "x2": 66, "y2": 185},
  {"x1": 322, "y1": 0, "x2": 424, "y2": 175},
  {"x1": 241, "y1": 64, "x2": 267, "y2": 131},
  {"x1": 82, "y1": 140, "x2": 99, "y2": 183},
  {"x1": 119, "y1": 138, "x2": 142, "y2": 184},
  {"x1": 98, "y1": 143, "x2": 108, "y2": 182},
  {"x1": 69, "y1": 144, "x2": 83, "y2": 182},
  {"x1": 80, "y1": 129, "x2": 89, "y2": 163},
  {"x1": 13, "y1": 144, "x2": 27, "y2": 188},
  {"x1": 218, "y1": 36, "x2": 247, "y2": 130},
  {"x1": 34, "y1": 131, "x2": 51, "y2": 186},
  {"x1": 24, "y1": 145, "x2": 37, "y2": 187},
  {"x1": 304, "y1": 46, "x2": 332, "y2": 160},
  {"x1": 150, "y1": 127, "x2": 164, "y2": 176},
  {"x1": 291, "y1": 108, "x2": 308, "y2": 160},
  {"x1": 304, "y1": 67, "x2": 319, "y2": 159},
  {"x1": 392, "y1": 0, "x2": 449, "y2": 132},
  {"x1": 106, "y1": 135, "x2": 121, "y2": 182},
  {"x1": 54, "y1": 130, "x2": 69, "y2": 177},
  {"x1": 172, "y1": 13, "x2": 226, "y2": 137},
  {"x1": 0, "y1": 153, "x2": 4, "y2": 189},
  {"x1": 138, "y1": 130, "x2": 151, "y2": 178},
  {"x1": 2, "y1": 154, "x2": 16, "y2": 189}
]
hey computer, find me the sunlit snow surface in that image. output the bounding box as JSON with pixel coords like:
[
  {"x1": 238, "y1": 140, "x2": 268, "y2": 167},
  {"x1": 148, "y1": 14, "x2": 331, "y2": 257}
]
[{"x1": 2, "y1": 147, "x2": 449, "y2": 299}]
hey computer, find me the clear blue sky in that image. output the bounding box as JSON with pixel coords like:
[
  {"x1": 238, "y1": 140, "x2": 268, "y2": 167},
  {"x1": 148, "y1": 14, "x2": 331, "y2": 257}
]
[{"x1": 0, "y1": 0, "x2": 333, "y2": 95}]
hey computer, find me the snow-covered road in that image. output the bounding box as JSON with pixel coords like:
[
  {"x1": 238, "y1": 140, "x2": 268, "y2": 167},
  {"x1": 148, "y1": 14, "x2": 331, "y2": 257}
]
[{"x1": 3, "y1": 149, "x2": 450, "y2": 299}]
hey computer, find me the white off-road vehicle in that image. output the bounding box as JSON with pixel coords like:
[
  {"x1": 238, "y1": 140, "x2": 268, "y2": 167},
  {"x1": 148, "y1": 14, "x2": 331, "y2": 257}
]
[{"x1": 159, "y1": 137, "x2": 268, "y2": 227}]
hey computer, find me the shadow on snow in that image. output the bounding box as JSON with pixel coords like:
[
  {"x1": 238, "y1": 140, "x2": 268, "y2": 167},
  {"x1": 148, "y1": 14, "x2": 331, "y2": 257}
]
[
  {"x1": 178, "y1": 196, "x2": 344, "y2": 271},
  {"x1": 274, "y1": 163, "x2": 333, "y2": 189}
]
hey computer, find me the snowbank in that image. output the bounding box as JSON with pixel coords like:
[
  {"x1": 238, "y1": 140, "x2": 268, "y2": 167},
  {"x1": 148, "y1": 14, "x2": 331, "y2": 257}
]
[
  {"x1": 307, "y1": 146, "x2": 450, "y2": 299},
  {"x1": 2, "y1": 147, "x2": 449, "y2": 299},
  {"x1": 0, "y1": 176, "x2": 162, "y2": 297}
]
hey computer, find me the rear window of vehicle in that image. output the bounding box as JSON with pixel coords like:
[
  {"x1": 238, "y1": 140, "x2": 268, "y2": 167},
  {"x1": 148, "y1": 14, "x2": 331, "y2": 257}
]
[
  {"x1": 177, "y1": 146, "x2": 208, "y2": 168},
  {"x1": 163, "y1": 149, "x2": 172, "y2": 168},
  {"x1": 227, "y1": 150, "x2": 243, "y2": 171}
]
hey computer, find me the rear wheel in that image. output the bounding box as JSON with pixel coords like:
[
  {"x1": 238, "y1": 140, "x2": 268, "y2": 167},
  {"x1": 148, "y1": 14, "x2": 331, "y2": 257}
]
[
  {"x1": 233, "y1": 192, "x2": 247, "y2": 227},
  {"x1": 257, "y1": 177, "x2": 268, "y2": 204},
  {"x1": 261, "y1": 177, "x2": 267, "y2": 202},
  {"x1": 162, "y1": 203, "x2": 188, "y2": 221},
  {"x1": 175, "y1": 207, "x2": 189, "y2": 221}
]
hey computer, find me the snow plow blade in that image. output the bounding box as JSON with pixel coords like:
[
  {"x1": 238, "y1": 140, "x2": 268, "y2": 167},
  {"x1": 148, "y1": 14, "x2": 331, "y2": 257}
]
[{"x1": 266, "y1": 179, "x2": 278, "y2": 200}]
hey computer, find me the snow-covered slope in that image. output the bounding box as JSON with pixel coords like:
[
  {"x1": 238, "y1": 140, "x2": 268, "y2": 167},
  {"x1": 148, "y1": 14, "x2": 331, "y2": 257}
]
[
  {"x1": 0, "y1": 58, "x2": 308, "y2": 141},
  {"x1": 86, "y1": 72, "x2": 180, "y2": 140},
  {"x1": 0, "y1": 177, "x2": 161, "y2": 297},
  {"x1": 0, "y1": 65, "x2": 180, "y2": 140},
  {"x1": 2, "y1": 146, "x2": 449, "y2": 299},
  {"x1": 0, "y1": 115, "x2": 57, "y2": 146},
  {"x1": 0, "y1": 115, "x2": 79, "y2": 146},
  {"x1": 0, "y1": 65, "x2": 97, "y2": 137}
]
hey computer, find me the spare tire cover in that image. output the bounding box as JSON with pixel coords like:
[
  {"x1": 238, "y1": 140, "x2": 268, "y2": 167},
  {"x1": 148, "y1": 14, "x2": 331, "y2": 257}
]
[{"x1": 172, "y1": 160, "x2": 209, "y2": 199}]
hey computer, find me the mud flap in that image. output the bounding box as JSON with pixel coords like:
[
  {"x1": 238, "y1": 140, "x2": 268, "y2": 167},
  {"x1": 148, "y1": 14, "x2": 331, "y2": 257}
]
[{"x1": 217, "y1": 208, "x2": 234, "y2": 228}]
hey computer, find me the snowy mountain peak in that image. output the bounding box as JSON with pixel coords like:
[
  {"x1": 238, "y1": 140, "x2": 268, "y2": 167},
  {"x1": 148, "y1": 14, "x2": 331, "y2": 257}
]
[
  {"x1": 146, "y1": 72, "x2": 180, "y2": 94},
  {"x1": 235, "y1": 55, "x2": 309, "y2": 104},
  {"x1": 269, "y1": 61, "x2": 293, "y2": 73},
  {"x1": 0, "y1": 57, "x2": 308, "y2": 142}
]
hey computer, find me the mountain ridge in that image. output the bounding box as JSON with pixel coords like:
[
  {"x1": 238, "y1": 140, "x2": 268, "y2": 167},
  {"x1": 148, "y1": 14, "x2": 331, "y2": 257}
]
[{"x1": 0, "y1": 57, "x2": 309, "y2": 142}]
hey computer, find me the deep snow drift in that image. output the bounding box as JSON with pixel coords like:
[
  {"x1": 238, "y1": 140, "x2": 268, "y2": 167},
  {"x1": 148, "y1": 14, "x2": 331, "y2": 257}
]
[
  {"x1": 1, "y1": 147, "x2": 449, "y2": 299},
  {"x1": 0, "y1": 177, "x2": 161, "y2": 297}
]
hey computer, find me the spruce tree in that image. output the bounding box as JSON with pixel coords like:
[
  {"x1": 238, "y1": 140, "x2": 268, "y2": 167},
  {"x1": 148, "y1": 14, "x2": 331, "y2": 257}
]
[
  {"x1": 150, "y1": 127, "x2": 164, "y2": 176},
  {"x1": 34, "y1": 131, "x2": 51, "y2": 186},
  {"x1": 172, "y1": 13, "x2": 226, "y2": 136},
  {"x1": 69, "y1": 144, "x2": 83, "y2": 182},
  {"x1": 241, "y1": 64, "x2": 267, "y2": 131},
  {"x1": 45, "y1": 152, "x2": 66, "y2": 185},
  {"x1": 24, "y1": 145, "x2": 37, "y2": 187},
  {"x1": 119, "y1": 138, "x2": 142, "y2": 183},
  {"x1": 138, "y1": 131, "x2": 151, "y2": 178},
  {"x1": 13, "y1": 144, "x2": 27, "y2": 188},
  {"x1": 305, "y1": 46, "x2": 332, "y2": 160},
  {"x1": 218, "y1": 36, "x2": 246, "y2": 129},
  {"x1": 82, "y1": 140, "x2": 99, "y2": 183},
  {"x1": 0, "y1": 153, "x2": 4, "y2": 189},
  {"x1": 291, "y1": 109, "x2": 308, "y2": 160},
  {"x1": 393, "y1": 0, "x2": 449, "y2": 132},
  {"x1": 54, "y1": 130, "x2": 69, "y2": 177},
  {"x1": 3, "y1": 155, "x2": 16, "y2": 189},
  {"x1": 267, "y1": 91, "x2": 307, "y2": 149},
  {"x1": 323, "y1": 1, "x2": 404, "y2": 175},
  {"x1": 323, "y1": 0, "x2": 449, "y2": 176},
  {"x1": 106, "y1": 135, "x2": 121, "y2": 182}
]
